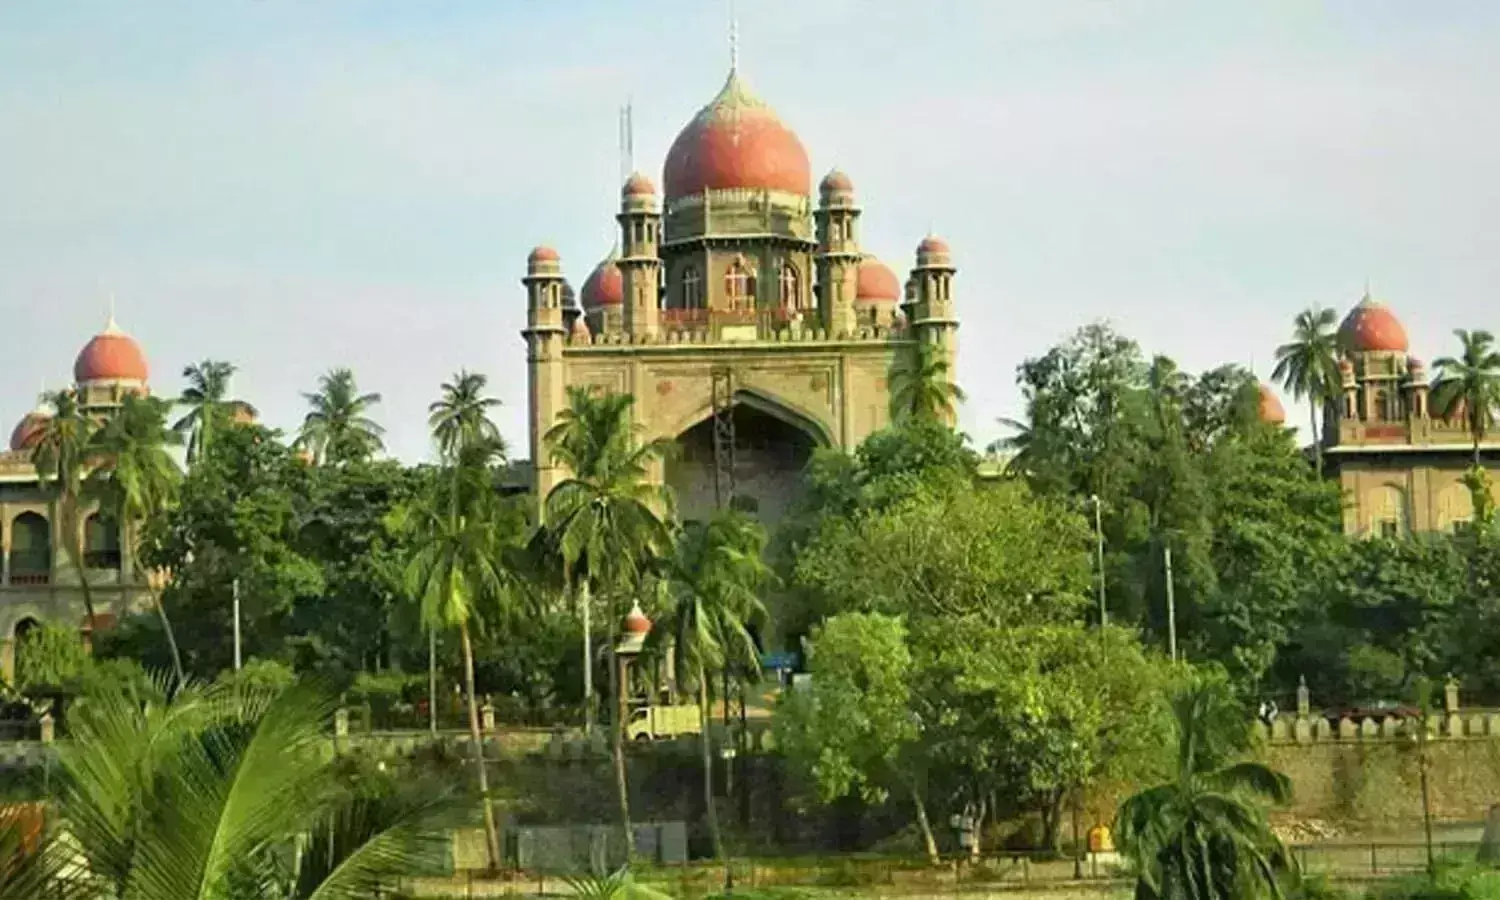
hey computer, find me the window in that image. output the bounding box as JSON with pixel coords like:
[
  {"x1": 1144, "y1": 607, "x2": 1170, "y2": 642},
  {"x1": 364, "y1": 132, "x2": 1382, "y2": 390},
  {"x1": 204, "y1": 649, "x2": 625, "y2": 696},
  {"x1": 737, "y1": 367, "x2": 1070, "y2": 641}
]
[
  {"x1": 1379, "y1": 518, "x2": 1402, "y2": 539},
  {"x1": 779, "y1": 263, "x2": 800, "y2": 309},
  {"x1": 1454, "y1": 519, "x2": 1475, "y2": 536},
  {"x1": 682, "y1": 266, "x2": 703, "y2": 310},
  {"x1": 725, "y1": 260, "x2": 756, "y2": 309},
  {"x1": 84, "y1": 514, "x2": 122, "y2": 570}
]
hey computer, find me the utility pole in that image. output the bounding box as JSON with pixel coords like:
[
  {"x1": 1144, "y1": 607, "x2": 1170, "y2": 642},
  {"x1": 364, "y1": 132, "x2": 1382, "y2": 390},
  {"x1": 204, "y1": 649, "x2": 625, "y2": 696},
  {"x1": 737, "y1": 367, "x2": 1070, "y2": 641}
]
[
  {"x1": 1090, "y1": 495, "x2": 1106, "y2": 627},
  {"x1": 232, "y1": 579, "x2": 242, "y2": 671},
  {"x1": 1164, "y1": 542, "x2": 1177, "y2": 663}
]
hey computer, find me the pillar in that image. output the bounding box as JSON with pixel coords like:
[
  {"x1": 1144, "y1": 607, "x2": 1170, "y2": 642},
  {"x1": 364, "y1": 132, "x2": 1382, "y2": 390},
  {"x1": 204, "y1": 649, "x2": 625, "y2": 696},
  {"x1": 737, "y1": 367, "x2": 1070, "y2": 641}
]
[{"x1": 523, "y1": 246, "x2": 569, "y2": 506}]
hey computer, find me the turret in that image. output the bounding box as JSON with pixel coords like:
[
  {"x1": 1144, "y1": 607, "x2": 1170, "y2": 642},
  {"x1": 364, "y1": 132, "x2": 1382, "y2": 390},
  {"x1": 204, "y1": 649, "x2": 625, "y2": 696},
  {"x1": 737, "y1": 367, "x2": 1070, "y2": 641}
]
[
  {"x1": 1406, "y1": 356, "x2": 1429, "y2": 419},
  {"x1": 908, "y1": 235, "x2": 959, "y2": 425},
  {"x1": 814, "y1": 169, "x2": 861, "y2": 337},
  {"x1": 618, "y1": 173, "x2": 662, "y2": 339},
  {"x1": 523, "y1": 245, "x2": 568, "y2": 502}
]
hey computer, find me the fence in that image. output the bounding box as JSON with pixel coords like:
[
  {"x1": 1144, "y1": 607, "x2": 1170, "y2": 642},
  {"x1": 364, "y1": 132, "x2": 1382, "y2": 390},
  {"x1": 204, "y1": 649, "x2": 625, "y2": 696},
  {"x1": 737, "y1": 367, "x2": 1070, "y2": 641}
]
[{"x1": 1294, "y1": 841, "x2": 1483, "y2": 877}]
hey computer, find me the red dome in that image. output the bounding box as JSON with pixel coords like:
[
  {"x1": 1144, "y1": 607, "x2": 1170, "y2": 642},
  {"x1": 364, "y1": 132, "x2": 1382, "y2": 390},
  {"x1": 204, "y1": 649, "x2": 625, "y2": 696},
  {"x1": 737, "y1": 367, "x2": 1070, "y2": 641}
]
[
  {"x1": 1258, "y1": 384, "x2": 1286, "y2": 425},
  {"x1": 581, "y1": 255, "x2": 624, "y2": 308},
  {"x1": 820, "y1": 168, "x2": 854, "y2": 194},
  {"x1": 624, "y1": 603, "x2": 651, "y2": 635},
  {"x1": 9, "y1": 411, "x2": 49, "y2": 452},
  {"x1": 74, "y1": 319, "x2": 149, "y2": 383},
  {"x1": 528, "y1": 245, "x2": 560, "y2": 264},
  {"x1": 623, "y1": 172, "x2": 657, "y2": 197},
  {"x1": 662, "y1": 70, "x2": 811, "y2": 201},
  {"x1": 918, "y1": 235, "x2": 951, "y2": 256},
  {"x1": 1339, "y1": 296, "x2": 1408, "y2": 353},
  {"x1": 856, "y1": 257, "x2": 901, "y2": 302}
]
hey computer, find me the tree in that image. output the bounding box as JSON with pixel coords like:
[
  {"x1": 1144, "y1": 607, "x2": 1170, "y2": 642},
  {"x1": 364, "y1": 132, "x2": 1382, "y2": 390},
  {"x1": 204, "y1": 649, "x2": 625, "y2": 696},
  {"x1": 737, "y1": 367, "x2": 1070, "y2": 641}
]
[
  {"x1": 890, "y1": 340, "x2": 965, "y2": 424},
  {"x1": 49, "y1": 675, "x2": 454, "y2": 898},
  {"x1": 658, "y1": 509, "x2": 772, "y2": 860},
  {"x1": 174, "y1": 359, "x2": 256, "y2": 465},
  {"x1": 1116, "y1": 681, "x2": 1296, "y2": 900},
  {"x1": 30, "y1": 388, "x2": 100, "y2": 626},
  {"x1": 1432, "y1": 329, "x2": 1500, "y2": 466},
  {"x1": 87, "y1": 392, "x2": 187, "y2": 685},
  {"x1": 428, "y1": 369, "x2": 503, "y2": 462},
  {"x1": 298, "y1": 367, "x2": 386, "y2": 465},
  {"x1": 1271, "y1": 306, "x2": 1341, "y2": 476},
  {"x1": 775, "y1": 612, "x2": 941, "y2": 864},
  {"x1": 545, "y1": 387, "x2": 673, "y2": 859},
  {"x1": 401, "y1": 437, "x2": 513, "y2": 872}
]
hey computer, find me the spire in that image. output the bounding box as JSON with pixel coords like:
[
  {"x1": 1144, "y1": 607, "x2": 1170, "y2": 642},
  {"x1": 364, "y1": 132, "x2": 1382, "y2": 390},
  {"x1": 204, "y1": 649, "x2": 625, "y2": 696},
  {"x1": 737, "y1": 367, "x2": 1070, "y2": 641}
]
[
  {"x1": 104, "y1": 291, "x2": 121, "y2": 334},
  {"x1": 729, "y1": 0, "x2": 739, "y2": 73}
]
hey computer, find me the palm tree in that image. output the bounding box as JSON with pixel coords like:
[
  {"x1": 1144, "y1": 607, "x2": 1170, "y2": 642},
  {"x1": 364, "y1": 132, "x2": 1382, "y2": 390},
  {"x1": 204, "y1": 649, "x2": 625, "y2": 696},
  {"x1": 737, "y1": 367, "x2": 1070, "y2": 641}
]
[
  {"x1": 428, "y1": 369, "x2": 504, "y2": 462},
  {"x1": 545, "y1": 386, "x2": 674, "y2": 860},
  {"x1": 402, "y1": 437, "x2": 512, "y2": 873},
  {"x1": 298, "y1": 367, "x2": 385, "y2": 465},
  {"x1": 49, "y1": 674, "x2": 454, "y2": 898},
  {"x1": 1271, "y1": 307, "x2": 1340, "y2": 475},
  {"x1": 657, "y1": 509, "x2": 772, "y2": 861},
  {"x1": 87, "y1": 392, "x2": 186, "y2": 686},
  {"x1": 566, "y1": 867, "x2": 674, "y2": 899},
  {"x1": 890, "y1": 340, "x2": 964, "y2": 424},
  {"x1": 175, "y1": 359, "x2": 256, "y2": 465},
  {"x1": 1116, "y1": 682, "x2": 1296, "y2": 900},
  {"x1": 30, "y1": 388, "x2": 100, "y2": 627},
  {"x1": 1432, "y1": 329, "x2": 1500, "y2": 466}
]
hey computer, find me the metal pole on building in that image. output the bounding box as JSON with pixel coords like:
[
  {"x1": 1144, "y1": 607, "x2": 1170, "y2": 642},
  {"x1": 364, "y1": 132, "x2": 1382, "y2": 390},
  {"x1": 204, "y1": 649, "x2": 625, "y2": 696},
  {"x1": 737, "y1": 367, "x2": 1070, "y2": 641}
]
[
  {"x1": 232, "y1": 578, "x2": 242, "y2": 671},
  {"x1": 1164, "y1": 542, "x2": 1178, "y2": 663},
  {"x1": 1090, "y1": 495, "x2": 1107, "y2": 627}
]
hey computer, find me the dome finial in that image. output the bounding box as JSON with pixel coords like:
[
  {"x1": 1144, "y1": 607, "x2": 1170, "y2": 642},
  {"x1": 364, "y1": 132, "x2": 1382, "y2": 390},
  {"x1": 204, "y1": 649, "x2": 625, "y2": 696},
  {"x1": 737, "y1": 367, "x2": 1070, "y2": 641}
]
[
  {"x1": 729, "y1": 0, "x2": 739, "y2": 73},
  {"x1": 104, "y1": 291, "x2": 121, "y2": 334}
]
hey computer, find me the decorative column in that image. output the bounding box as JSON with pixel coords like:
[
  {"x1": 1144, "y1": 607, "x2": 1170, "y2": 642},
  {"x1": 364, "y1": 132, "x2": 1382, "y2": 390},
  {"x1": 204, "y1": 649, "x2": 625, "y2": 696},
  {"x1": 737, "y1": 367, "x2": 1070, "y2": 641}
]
[
  {"x1": 618, "y1": 173, "x2": 662, "y2": 341},
  {"x1": 814, "y1": 170, "x2": 861, "y2": 338}
]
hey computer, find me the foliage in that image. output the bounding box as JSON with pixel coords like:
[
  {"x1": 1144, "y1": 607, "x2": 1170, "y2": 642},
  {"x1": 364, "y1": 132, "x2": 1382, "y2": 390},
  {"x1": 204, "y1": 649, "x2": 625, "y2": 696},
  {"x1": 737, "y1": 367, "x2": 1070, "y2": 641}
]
[
  {"x1": 1432, "y1": 329, "x2": 1500, "y2": 464},
  {"x1": 174, "y1": 358, "x2": 256, "y2": 465},
  {"x1": 298, "y1": 367, "x2": 386, "y2": 465},
  {"x1": 1372, "y1": 861, "x2": 1500, "y2": 900},
  {"x1": 1271, "y1": 306, "x2": 1341, "y2": 474},
  {"x1": 564, "y1": 867, "x2": 675, "y2": 899},
  {"x1": 889, "y1": 340, "x2": 965, "y2": 424},
  {"x1": 13, "y1": 624, "x2": 90, "y2": 691}
]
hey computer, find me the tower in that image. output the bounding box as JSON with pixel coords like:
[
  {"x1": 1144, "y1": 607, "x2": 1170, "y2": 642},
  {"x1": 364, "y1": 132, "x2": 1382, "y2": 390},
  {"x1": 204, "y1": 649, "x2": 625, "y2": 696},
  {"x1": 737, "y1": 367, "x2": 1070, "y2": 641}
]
[
  {"x1": 618, "y1": 172, "x2": 662, "y2": 339},
  {"x1": 523, "y1": 245, "x2": 568, "y2": 503},
  {"x1": 907, "y1": 235, "x2": 960, "y2": 425},
  {"x1": 814, "y1": 169, "x2": 860, "y2": 337}
]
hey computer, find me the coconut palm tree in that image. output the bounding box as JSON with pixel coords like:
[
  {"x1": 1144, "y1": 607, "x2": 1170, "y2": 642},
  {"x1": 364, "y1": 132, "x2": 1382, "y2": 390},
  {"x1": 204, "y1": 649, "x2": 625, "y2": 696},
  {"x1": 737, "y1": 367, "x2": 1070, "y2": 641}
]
[
  {"x1": 48, "y1": 674, "x2": 454, "y2": 899},
  {"x1": 890, "y1": 340, "x2": 965, "y2": 425},
  {"x1": 30, "y1": 388, "x2": 100, "y2": 627},
  {"x1": 428, "y1": 369, "x2": 503, "y2": 462},
  {"x1": 298, "y1": 368, "x2": 385, "y2": 465},
  {"x1": 1432, "y1": 329, "x2": 1500, "y2": 466},
  {"x1": 1271, "y1": 307, "x2": 1341, "y2": 475},
  {"x1": 174, "y1": 359, "x2": 256, "y2": 465},
  {"x1": 1116, "y1": 682, "x2": 1296, "y2": 900},
  {"x1": 401, "y1": 437, "x2": 512, "y2": 873},
  {"x1": 86, "y1": 392, "x2": 186, "y2": 686},
  {"x1": 545, "y1": 386, "x2": 674, "y2": 860},
  {"x1": 657, "y1": 509, "x2": 772, "y2": 861}
]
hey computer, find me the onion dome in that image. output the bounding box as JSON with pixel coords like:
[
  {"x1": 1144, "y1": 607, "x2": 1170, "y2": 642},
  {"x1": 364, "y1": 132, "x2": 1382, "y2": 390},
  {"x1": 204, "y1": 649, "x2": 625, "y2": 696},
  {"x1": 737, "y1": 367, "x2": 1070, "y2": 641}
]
[
  {"x1": 9, "y1": 408, "x2": 50, "y2": 452},
  {"x1": 622, "y1": 172, "x2": 657, "y2": 197},
  {"x1": 624, "y1": 602, "x2": 651, "y2": 635},
  {"x1": 581, "y1": 252, "x2": 624, "y2": 309},
  {"x1": 570, "y1": 314, "x2": 592, "y2": 342},
  {"x1": 1258, "y1": 384, "x2": 1286, "y2": 424},
  {"x1": 662, "y1": 69, "x2": 811, "y2": 201},
  {"x1": 1339, "y1": 293, "x2": 1408, "y2": 353},
  {"x1": 855, "y1": 257, "x2": 901, "y2": 302},
  {"x1": 528, "y1": 245, "x2": 560, "y2": 264},
  {"x1": 74, "y1": 315, "x2": 149, "y2": 385},
  {"x1": 820, "y1": 168, "x2": 853, "y2": 195},
  {"x1": 915, "y1": 234, "x2": 953, "y2": 268}
]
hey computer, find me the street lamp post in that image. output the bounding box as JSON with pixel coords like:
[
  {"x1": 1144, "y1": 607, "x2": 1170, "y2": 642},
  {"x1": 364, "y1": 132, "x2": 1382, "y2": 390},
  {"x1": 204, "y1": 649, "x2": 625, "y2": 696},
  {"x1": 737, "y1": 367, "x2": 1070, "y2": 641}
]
[{"x1": 1089, "y1": 495, "x2": 1106, "y2": 627}]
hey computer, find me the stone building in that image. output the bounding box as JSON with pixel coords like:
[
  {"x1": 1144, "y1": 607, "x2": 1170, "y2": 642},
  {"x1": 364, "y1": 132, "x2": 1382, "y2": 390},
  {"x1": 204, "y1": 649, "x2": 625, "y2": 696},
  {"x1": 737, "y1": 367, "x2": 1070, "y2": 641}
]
[
  {"x1": 523, "y1": 66, "x2": 958, "y2": 524},
  {"x1": 0, "y1": 316, "x2": 156, "y2": 677},
  {"x1": 1307, "y1": 291, "x2": 1499, "y2": 536}
]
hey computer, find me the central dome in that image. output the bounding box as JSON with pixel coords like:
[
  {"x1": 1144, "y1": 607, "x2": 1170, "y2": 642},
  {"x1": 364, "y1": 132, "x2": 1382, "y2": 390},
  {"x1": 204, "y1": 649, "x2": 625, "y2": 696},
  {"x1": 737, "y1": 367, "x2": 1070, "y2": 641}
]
[{"x1": 662, "y1": 69, "x2": 811, "y2": 201}]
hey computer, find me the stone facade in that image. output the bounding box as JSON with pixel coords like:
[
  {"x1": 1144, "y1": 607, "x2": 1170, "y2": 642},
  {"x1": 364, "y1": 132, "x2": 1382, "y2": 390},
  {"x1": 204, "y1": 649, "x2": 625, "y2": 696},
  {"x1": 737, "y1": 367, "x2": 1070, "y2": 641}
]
[{"x1": 524, "y1": 68, "x2": 958, "y2": 524}]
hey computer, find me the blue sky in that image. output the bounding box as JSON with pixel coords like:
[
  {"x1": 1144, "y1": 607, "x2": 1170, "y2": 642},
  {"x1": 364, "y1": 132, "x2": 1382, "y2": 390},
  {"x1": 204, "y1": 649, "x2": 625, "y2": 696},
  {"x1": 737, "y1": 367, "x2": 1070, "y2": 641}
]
[{"x1": 2, "y1": 1, "x2": 1498, "y2": 460}]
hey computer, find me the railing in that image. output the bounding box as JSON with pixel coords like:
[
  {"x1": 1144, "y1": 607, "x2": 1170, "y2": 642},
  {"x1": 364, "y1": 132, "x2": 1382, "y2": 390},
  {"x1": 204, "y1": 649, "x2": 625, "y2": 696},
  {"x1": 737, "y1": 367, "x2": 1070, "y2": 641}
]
[
  {"x1": 7, "y1": 571, "x2": 48, "y2": 587},
  {"x1": 1294, "y1": 841, "x2": 1482, "y2": 876},
  {"x1": 659, "y1": 308, "x2": 709, "y2": 328}
]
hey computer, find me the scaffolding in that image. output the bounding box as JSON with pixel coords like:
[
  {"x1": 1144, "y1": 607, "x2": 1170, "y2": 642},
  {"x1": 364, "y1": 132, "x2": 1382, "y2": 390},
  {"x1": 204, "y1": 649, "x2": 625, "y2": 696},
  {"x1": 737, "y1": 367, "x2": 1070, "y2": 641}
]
[{"x1": 711, "y1": 366, "x2": 737, "y2": 510}]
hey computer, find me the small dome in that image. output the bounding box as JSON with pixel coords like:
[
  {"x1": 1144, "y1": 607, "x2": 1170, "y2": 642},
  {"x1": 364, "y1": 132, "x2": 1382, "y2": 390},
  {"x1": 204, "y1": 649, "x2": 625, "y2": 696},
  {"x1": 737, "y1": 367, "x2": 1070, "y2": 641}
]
[
  {"x1": 9, "y1": 410, "x2": 50, "y2": 452},
  {"x1": 581, "y1": 254, "x2": 625, "y2": 308},
  {"x1": 1258, "y1": 384, "x2": 1286, "y2": 425},
  {"x1": 623, "y1": 602, "x2": 651, "y2": 636},
  {"x1": 1339, "y1": 294, "x2": 1408, "y2": 353},
  {"x1": 855, "y1": 257, "x2": 901, "y2": 302},
  {"x1": 917, "y1": 235, "x2": 951, "y2": 256},
  {"x1": 662, "y1": 69, "x2": 811, "y2": 201},
  {"x1": 820, "y1": 168, "x2": 854, "y2": 195},
  {"x1": 622, "y1": 172, "x2": 657, "y2": 197},
  {"x1": 528, "y1": 245, "x2": 560, "y2": 264},
  {"x1": 74, "y1": 317, "x2": 149, "y2": 384},
  {"x1": 570, "y1": 315, "x2": 591, "y2": 341}
]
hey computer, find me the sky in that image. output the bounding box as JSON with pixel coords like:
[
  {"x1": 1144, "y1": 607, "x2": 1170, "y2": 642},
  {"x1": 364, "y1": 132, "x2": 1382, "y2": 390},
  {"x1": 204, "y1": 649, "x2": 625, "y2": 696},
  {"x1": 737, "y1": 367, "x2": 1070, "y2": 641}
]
[{"x1": 1, "y1": 1, "x2": 1498, "y2": 461}]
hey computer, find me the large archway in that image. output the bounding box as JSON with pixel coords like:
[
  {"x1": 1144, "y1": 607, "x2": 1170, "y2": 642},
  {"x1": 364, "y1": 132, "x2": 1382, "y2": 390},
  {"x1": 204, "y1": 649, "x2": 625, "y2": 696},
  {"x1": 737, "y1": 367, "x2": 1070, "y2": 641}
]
[{"x1": 665, "y1": 396, "x2": 821, "y2": 527}]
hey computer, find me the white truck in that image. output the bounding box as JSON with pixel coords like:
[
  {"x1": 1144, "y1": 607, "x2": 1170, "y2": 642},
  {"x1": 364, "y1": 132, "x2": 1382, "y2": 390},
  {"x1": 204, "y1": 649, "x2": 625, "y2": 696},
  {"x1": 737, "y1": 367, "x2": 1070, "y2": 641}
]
[{"x1": 626, "y1": 705, "x2": 701, "y2": 741}]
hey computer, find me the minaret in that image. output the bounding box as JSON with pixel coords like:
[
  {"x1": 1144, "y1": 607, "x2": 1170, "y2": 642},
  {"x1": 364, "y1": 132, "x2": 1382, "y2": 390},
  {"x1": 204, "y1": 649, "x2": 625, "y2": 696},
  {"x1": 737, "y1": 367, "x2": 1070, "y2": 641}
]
[
  {"x1": 523, "y1": 245, "x2": 568, "y2": 503},
  {"x1": 815, "y1": 169, "x2": 860, "y2": 337},
  {"x1": 618, "y1": 172, "x2": 662, "y2": 339},
  {"x1": 908, "y1": 234, "x2": 960, "y2": 421}
]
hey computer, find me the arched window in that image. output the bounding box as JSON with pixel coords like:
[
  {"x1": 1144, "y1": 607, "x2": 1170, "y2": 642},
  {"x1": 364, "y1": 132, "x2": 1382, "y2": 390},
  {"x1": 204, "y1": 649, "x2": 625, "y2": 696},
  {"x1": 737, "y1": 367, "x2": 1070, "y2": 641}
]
[
  {"x1": 682, "y1": 266, "x2": 703, "y2": 310},
  {"x1": 1369, "y1": 484, "x2": 1407, "y2": 539},
  {"x1": 779, "y1": 263, "x2": 800, "y2": 310},
  {"x1": 84, "y1": 514, "x2": 121, "y2": 570},
  {"x1": 8, "y1": 513, "x2": 51, "y2": 585},
  {"x1": 725, "y1": 260, "x2": 756, "y2": 309}
]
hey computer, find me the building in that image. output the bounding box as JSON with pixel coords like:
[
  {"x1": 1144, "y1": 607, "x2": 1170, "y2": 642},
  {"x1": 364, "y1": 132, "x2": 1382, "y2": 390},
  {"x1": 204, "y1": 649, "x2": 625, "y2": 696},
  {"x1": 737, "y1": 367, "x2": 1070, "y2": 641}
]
[
  {"x1": 0, "y1": 316, "x2": 156, "y2": 677},
  {"x1": 523, "y1": 65, "x2": 959, "y2": 524},
  {"x1": 1295, "y1": 290, "x2": 1499, "y2": 536}
]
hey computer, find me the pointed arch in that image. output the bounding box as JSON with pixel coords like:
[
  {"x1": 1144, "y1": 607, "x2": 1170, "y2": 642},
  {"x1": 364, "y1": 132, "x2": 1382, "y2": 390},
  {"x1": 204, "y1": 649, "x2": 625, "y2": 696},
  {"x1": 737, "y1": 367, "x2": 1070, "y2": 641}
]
[
  {"x1": 724, "y1": 258, "x2": 756, "y2": 310},
  {"x1": 8, "y1": 512, "x2": 50, "y2": 585}
]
